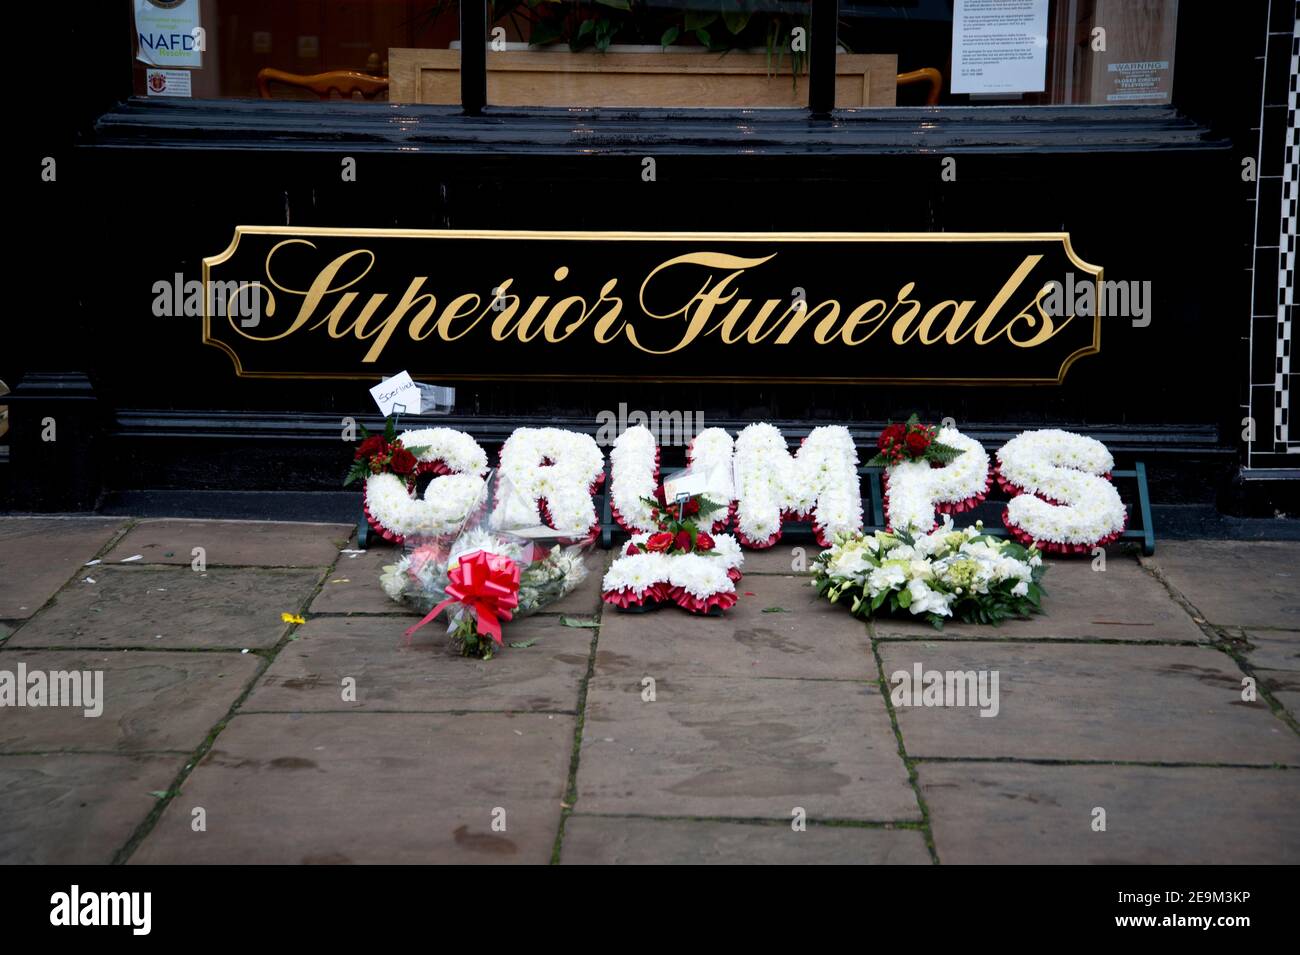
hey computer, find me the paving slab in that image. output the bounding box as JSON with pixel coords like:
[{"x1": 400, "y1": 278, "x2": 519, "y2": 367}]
[
  {"x1": 560, "y1": 815, "x2": 931, "y2": 864},
  {"x1": 0, "y1": 517, "x2": 126, "y2": 618},
  {"x1": 310, "y1": 544, "x2": 412, "y2": 615},
  {"x1": 877, "y1": 642, "x2": 1300, "y2": 764},
  {"x1": 919, "y1": 762, "x2": 1300, "y2": 864},
  {"x1": 7, "y1": 566, "x2": 323, "y2": 650},
  {"x1": 244, "y1": 615, "x2": 592, "y2": 713},
  {"x1": 596, "y1": 574, "x2": 874, "y2": 681},
  {"x1": 1242, "y1": 629, "x2": 1300, "y2": 672},
  {"x1": 129, "y1": 712, "x2": 572, "y2": 864},
  {"x1": 540, "y1": 549, "x2": 612, "y2": 617},
  {"x1": 0, "y1": 650, "x2": 263, "y2": 754},
  {"x1": 103, "y1": 519, "x2": 352, "y2": 568},
  {"x1": 577, "y1": 676, "x2": 918, "y2": 821},
  {"x1": 0, "y1": 752, "x2": 183, "y2": 864},
  {"x1": 1143, "y1": 540, "x2": 1300, "y2": 628},
  {"x1": 873, "y1": 556, "x2": 1205, "y2": 642},
  {"x1": 1274, "y1": 691, "x2": 1300, "y2": 719},
  {"x1": 729, "y1": 544, "x2": 816, "y2": 575},
  {"x1": 1259, "y1": 670, "x2": 1300, "y2": 694}
]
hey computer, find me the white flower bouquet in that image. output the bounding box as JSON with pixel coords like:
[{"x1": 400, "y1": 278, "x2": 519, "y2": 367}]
[{"x1": 812, "y1": 516, "x2": 1047, "y2": 630}]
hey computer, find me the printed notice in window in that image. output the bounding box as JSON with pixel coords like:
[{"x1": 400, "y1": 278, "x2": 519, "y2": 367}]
[{"x1": 951, "y1": 0, "x2": 1049, "y2": 95}]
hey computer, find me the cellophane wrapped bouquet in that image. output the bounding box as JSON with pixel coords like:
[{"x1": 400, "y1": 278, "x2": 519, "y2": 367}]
[
  {"x1": 379, "y1": 472, "x2": 594, "y2": 658},
  {"x1": 812, "y1": 515, "x2": 1046, "y2": 630}
]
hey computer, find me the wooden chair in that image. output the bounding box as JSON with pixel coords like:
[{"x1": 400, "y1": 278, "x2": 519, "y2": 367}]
[
  {"x1": 256, "y1": 68, "x2": 389, "y2": 100},
  {"x1": 896, "y1": 68, "x2": 943, "y2": 105}
]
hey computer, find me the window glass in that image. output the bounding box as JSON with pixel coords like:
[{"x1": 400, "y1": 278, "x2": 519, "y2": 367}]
[
  {"x1": 130, "y1": 0, "x2": 457, "y2": 100},
  {"x1": 128, "y1": 0, "x2": 1179, "y2": 108},
  {"x1": 851, "y1": 0, "x2": 1179, "y2": 108},
  {"x1": 463, "y1": 0, "x2": 820, "y2": 108}
]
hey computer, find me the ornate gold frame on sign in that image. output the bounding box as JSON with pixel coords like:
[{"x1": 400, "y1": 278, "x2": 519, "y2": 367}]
[{"x1": 203, "y1": 228, "x2": 1103, "y2": 385}]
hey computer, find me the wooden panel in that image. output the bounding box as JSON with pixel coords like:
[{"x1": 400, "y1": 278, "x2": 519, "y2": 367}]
[{"x1": 389, "y1": 49, "x2": 898, "y2": 108}]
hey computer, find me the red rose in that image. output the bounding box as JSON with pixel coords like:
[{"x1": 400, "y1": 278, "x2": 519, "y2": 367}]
[
  {"x1": 674, "y1": 530, "x2": 692, "y2": 553},
  {"x1": 684, "y1": 497, "x2": 701, "y2": 515},
  {"x1": 878, "y1": 423, "x2": 906, "y2": 450},
  {"x1": 355, "y1": 435, "x2": 386, "y2": 460},
  {"x1": 625, "y1": 542, "x2": 639, "y2": 556},
  {"x1": 390, "y1": 447, "x2": 417, "y2": 475},
  {"x1": 905, "y1": 431, "x2": 931, "y2": 455},
  {"x1": 695, "y1": 531, "x2": 715, "y2": 552},
  {"x1": 645, "y1": 532, "x2": 673, "y2": 553}
]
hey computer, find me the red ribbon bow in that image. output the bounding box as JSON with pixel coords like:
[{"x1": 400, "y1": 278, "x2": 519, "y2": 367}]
[{"x1": 404, "y1": 549, "x2": 521, "y2": 645}]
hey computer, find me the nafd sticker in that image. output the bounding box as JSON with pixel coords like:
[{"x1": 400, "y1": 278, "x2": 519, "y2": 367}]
[{"x1": 135, "y1": 0, "x2": 204, "y2": 70}]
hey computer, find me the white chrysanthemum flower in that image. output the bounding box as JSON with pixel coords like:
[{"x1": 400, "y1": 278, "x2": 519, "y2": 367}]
[
  {"x1": 398, "y1": 427, "x2": 489, "y2": 477},
  {"x1": 366, "y1": 472, "x2": 486, "y2": 538},
  {"x1": 494, "y1": 427, "x2": 605, "y2": 536},
  {"x1": 687, "y1": 427, "x2": 737, "y2": 504},
  {"x1": 996, "y1": 430, "x2": 1125, "y2": 546},
  {"x1": 609, "y1": 425, "x2": 660, "y2": 533},
  {"x1": 732, "y1": 423, "x2": 862, "y2": 543},
  {"x1": 884, "y1": 427, "x2": 989, "y2": 535}
]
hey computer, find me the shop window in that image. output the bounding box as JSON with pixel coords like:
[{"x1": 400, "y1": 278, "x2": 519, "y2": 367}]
[
  {"x1": 849, "y1": 0, "x2": 1180, "y2": 108},
  {"x1": 130, "y1": 0, "x2": 459, "y2": 100},
  {"x1": 129, "y1": 0, "x2": 1179, "y2": 109},
  {"x1": 447, "y1": 0, "x2": 826, "y2": 108}
]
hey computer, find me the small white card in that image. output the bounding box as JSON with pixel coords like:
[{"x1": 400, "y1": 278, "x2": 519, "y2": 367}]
[
  {"x1": 370, "y1": 371, "x2": 421, "y2": 416},
  {"x1": 145, "y1": 69, "x2": 192, "y2": 97},
  {"x1": 663, "y1": 471, "x2": 710, "y2": 501},
  {"x1": 508, "y1": 525, "x2": 562, "y2": 540}
]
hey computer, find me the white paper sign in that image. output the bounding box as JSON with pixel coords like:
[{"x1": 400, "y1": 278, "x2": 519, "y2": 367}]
[
  {"x1": 145, "y1": 69, "x2": 192, "y2": 97},
  {"x1": 370, "y1": 371, "x2": 421, "y2": 416},
  {"x1": 951, "y1": 0, "x2": 1048, "y2": 95},
  {"x1": 663, "y1": 471, "x2": 711, "y2": 501},
  {"x1": 507, "y1": 525, "x2": 563, "y2": 540},
  {"x1": 135, "y1": 0, "x2": 203, "y2": 70}
]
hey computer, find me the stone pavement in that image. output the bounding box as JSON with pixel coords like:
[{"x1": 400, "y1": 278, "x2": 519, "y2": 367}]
[{"x1": 0, "y1": 516, "x2": 1297, "y2": 864}]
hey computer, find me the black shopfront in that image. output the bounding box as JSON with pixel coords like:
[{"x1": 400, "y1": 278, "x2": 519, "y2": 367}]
[{"x1": 6, "y1": 0, "x2": 1298, "y2": 529}]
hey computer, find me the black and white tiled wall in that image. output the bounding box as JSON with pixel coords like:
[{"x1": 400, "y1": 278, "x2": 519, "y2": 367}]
[{"x1": 1245, "y1": 2, "x2": 1300, "y2": 471}]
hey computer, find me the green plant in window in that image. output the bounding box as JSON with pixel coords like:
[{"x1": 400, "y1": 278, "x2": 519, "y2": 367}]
[{"x1": 424, "y1": 1, "x2": 813, "y2": 78}]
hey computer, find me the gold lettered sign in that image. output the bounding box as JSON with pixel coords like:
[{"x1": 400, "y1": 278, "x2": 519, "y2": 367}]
[{"x1": 203, "y1": 228, "x2": 1103, "y2": 384}]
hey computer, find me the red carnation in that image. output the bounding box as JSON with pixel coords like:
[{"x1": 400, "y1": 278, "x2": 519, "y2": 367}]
[
  {"x1": 674, "y1": 530, "x2": 692, "y2": 553},
  {"x1": 645, "y1": 532, "x2": 673, "y2": 553},
  {"x1": 695, "y1": 531, "x2": 715, "y2": 552},
  {"x1": 355, "y1": 435, "x2": 386, "y2": 460},
  {"x1": 878, "y1": 423, "x2": 906, "y2": 450},
  {"x1": 390, "y1": 447, "x2": 417, "y2": 476},
  {"x1": 905, "y1": 431, "x2": 931, "y2": 454}
]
